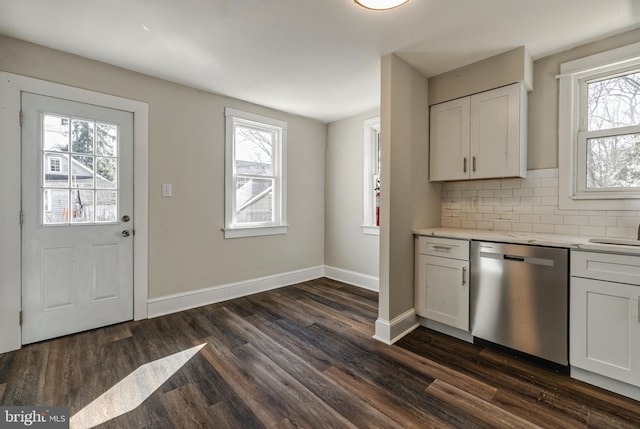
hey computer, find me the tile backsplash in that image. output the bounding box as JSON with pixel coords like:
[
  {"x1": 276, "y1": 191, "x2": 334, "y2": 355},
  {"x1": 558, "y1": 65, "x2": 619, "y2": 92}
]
[{"x1": 441, "y1": 168, "x2": 639, "y2": 238}]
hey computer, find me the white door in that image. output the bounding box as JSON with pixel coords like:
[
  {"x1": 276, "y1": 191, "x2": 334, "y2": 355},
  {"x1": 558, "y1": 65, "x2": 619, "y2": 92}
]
[{"x1": 21, "y1": 92, "x2": 134, "y2": 344}]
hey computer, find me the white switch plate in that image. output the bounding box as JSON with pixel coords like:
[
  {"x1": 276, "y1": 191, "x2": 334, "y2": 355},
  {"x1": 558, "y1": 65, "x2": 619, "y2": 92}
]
[{"x1": 161, "y1": 183, "x2": 172, "y2": 197}]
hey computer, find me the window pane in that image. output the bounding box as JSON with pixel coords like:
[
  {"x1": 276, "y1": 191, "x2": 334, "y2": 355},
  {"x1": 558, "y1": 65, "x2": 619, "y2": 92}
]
[
  {"x1": 236, "y1": 177, "x2": 273, "y2": 223},
  {"x1": 43, "y1": 189, "x2": 69, "y2": 225},
  {"x1": 586, "y1": 133, "x2": 640, "y2": 188},
  {"x1": 71, "y1": 119, "x2": 94, "y2": 154},
  {"x1": 96, "y1": 190, "x2": 117, "y2": 222},
  {"x1": 97, "y1": 123, "x2": 118, "y2": 156},
  {"x1": 71, "y1": 190, "x2": 94, "y2": 223},
  {"x1": 235, "y1": 125, "x2": 273, "y2": 175},
  {"x1": 43, "y1": 115, "x2": 69, "y2": 152},
  {"x1": 96, "y1": 157, "x2": 117, "y2": 188},
  {"x1": 587, "y1": 71, "x2": 640, "y2": 131},
  {"x1": 71, "y1": 156, "x2": 94, "y2": 188},
  {"x1": 44, "y1": 153, "x2": 69, "y2": 187}
]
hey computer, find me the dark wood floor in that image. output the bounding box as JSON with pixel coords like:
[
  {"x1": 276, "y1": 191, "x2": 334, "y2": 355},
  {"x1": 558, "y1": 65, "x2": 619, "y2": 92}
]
[{"x1": 1, "y1": 278, "x2": 640, "y2": 428}]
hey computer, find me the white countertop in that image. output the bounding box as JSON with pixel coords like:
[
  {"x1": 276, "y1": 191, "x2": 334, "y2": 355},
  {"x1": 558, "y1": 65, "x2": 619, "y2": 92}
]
[{"x1": 413, "y1": 227, "x2": 640, "y2": 256}]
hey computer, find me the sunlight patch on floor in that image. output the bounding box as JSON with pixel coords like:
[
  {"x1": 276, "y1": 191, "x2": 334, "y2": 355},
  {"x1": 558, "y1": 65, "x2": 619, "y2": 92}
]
[{"x1": 70, "y1": 343, "x2": 206, "y2": 429}]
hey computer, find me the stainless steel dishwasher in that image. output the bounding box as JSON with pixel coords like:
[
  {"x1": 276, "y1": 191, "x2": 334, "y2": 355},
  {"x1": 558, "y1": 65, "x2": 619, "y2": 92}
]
[{"x1": 470, "y1": 241, "x2": 569, "y2": 366}]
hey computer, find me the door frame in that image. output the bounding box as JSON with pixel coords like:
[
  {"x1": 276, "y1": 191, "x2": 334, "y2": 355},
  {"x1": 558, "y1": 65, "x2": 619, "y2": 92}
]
[{"x1": 0, "y1": 72, "x2": 149, "y2": 354}]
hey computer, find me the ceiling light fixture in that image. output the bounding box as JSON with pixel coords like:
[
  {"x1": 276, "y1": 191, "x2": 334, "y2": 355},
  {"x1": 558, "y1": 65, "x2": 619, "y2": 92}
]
[{"x1": 354, "y1": 0, "x2": 409, "y2": 10}]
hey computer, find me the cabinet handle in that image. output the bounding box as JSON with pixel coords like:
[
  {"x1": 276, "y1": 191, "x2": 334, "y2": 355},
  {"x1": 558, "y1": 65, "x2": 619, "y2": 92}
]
[
  {"x1": 463, "y1": 157, "x2": 467, "y2": 173},
  {"x1": 433, "y1": 245, "x2": 452, "y2": 252},
  {"x1": 638, "y1": 297, "x2": 640, "y2": 324},
  {"x1": 462, "y1": 267, "x2": 467, "y2": 286},
  {"x1": 472, "y1": 156, "x2": 476, "y2": 172}
]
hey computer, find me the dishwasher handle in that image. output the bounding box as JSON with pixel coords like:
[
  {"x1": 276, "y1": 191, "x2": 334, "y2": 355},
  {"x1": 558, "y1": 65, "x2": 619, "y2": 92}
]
[{"x1": 504, "y1": 254, "x2": 525, "y2": 262}]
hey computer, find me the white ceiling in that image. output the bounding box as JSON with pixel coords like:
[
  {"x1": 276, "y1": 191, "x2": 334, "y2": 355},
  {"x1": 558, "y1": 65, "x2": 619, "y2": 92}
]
[{"x1": 1, "y1": 0, "x2": 639, "y2": 123}]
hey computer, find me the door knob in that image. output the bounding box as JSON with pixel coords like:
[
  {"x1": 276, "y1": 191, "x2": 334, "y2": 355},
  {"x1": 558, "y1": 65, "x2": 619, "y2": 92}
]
[{"x1": 122, "y1": 230, "x2": 131, "y2": 237}]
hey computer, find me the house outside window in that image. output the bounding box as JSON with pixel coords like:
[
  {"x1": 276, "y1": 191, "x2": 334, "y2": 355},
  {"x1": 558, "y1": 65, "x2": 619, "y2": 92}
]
[
  {"x1": 362, "y1": 117, "x2": 380, "y2": 235},
  {"x1": 224, "y1": 107, "x2": 287, "y2": 238},
  {"x1": 558, "y1": 41, "x2": 640, "y2": 210}
]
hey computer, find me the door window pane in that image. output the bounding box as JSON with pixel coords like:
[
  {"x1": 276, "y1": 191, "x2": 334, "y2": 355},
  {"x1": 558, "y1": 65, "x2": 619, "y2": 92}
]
[
  {"x1": 96, "y1": 157, "x2": 117, "y2": 188},
  {"x1": 96, "y1": 123, "x2": 118, "y2": 156},
  {"x1": 71, "y1": 119, "x2": 94, "y2": 154},
  {"x1": 71, "y1": 156, "x2": 95, "y2": 188},
  {"x1": 44, "y1": 154, "x2": 69, "y2": 187},
  {"x1": 43, "y1": 115, "x2": 69, "y2": 152},
  {"x1": 96, "y1": 191, "x2": 117, "y2": 222},
  {"x1": 43, "y1": 189, "x2": 69, "y2": 224},
  {"x1": 71, "y1": 190, "x2": 95, "y2": 223}
]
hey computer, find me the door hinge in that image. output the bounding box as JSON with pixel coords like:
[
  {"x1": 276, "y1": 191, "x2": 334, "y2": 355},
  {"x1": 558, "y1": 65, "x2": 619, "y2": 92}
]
[
  {"x1": 19, "y1": 110, "x2": 23, "y2": 127},
  {"x1": 19, "y1": 311, "x2": 23, "y2": 326},
  {"x1": 19, "y1": 210, "x2": 24, "y2": 227}
]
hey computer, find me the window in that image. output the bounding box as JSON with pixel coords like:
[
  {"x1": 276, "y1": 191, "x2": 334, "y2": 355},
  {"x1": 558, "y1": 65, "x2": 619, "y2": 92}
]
[
  {"x1": 49, "y1": 156, "x2": 61, "y2": 172},
  {"x1": 362, "y1": 117, "x2": 380, "y2": 235},
  {"x1": 224, "y1": 108, "x2": 287, "y2": 238},
  {"x1": 558, "y1": 41, "x2": 640, "y2": 210}
]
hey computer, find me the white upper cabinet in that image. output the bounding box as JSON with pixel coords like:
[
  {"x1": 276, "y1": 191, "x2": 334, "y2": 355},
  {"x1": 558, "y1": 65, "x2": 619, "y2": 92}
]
[
  {"x1": 430, "y1": 83, "x2": 527, "y2": 182},
  {"x1": 429, "y1": 98, "x2": 471, "y2": 182}
]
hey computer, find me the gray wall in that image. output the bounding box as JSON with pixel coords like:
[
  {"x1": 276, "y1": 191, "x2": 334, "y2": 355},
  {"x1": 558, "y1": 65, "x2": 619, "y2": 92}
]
[
  {"x1": 325, "y1": 110, "x2": 380, "y2": 278},
  {"x1": 0, "y1": 35, "x2": 326, "y2": 299},
  {"x1": 378, "y1": 54, "x2": 441, "y2": 330}
]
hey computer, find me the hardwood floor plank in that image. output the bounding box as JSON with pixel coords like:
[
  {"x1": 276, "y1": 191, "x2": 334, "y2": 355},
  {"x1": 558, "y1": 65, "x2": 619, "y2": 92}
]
[
  {"x1": 199, "y1": 338, "x2": 291, "y2": 427},
  {"x1": 2, "y1": 342, "x2": 50, "y2": 406},
  {"x1": 427, "y1": 379, "x2": 542, "y2": 429},
  {"x1": 323, "y1": 365, "x2": 454, "y2": 428},
  {"x1": 160, "y1": 383, "x2": 216, "y2": 429},
  {"x1": 232, "y1": 342, "x2": 359, "y2": 428}
]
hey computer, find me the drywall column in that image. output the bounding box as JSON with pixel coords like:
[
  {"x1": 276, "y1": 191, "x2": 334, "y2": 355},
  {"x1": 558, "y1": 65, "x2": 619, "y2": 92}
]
[{"x1": 374, "y1": 54, "x2": 441, "y2": 344}]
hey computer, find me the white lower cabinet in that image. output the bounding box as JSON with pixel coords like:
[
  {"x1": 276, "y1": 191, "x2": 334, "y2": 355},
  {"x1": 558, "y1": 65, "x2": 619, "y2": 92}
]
[
  {"x1": 570, "y1": 251, "x2": 640, "y2": 387},
  {"x1": 415, "y1": 237, "x2": 469, "y2": 331}
]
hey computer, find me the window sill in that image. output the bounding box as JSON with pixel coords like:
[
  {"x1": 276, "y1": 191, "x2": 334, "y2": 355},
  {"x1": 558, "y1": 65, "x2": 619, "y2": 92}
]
[
  {"x1": 223, "y1": 225, "x2": 288, "y2": 239},
  {"x1": 361, "y1": 225, "x2": 380, "y2": 236}
]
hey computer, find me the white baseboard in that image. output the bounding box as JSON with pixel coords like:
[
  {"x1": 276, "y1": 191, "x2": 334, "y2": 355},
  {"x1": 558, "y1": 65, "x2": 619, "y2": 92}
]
[
  {"x1": 373, "y1": 308, "x2": 419, "y2": 345},
  {"x1": 148, "y1": 266, "x2": 325, "y2": 318},
  {"x1": 324, "y1": 266, "x2": 379, "y2": 292},
  {"x1": 571, "y1": 367, "x2": 640, "y2": 401},
  {"x1": 420, "y1": 318, "x2": 473, "y2": 343}
]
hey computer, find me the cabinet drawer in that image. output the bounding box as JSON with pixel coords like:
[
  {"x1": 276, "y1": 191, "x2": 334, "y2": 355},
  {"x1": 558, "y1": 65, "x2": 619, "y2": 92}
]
[
  {"x1": 571, "y1": 251, "x2": 640, "y2": 285},
  {"x1": 417, "y1": 236, "x2": 469, "y2": 260}
]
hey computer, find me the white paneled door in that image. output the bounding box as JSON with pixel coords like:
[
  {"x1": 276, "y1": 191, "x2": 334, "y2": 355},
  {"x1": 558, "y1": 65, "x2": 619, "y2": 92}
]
[{"x1": 21, "y1": 92, "x2": 134, "y2": 344}]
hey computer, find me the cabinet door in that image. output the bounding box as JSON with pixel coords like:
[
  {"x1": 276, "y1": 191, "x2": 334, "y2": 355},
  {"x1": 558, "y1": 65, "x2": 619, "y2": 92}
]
[
  {"x1": 416, "y1": 254, "x2": 469, "y2": 330},
  {"x1": 570, "y1": 277, "x2": 640, "y2": 386},
  {"x1": 429, "y1": 97, "x2": 470, "y2": 181},
  {"x1": 469, "y1": 83, "x2": 525, "y2": 179}
]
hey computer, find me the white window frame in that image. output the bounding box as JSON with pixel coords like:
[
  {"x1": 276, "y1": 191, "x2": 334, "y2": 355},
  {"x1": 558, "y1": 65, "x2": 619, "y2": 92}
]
[
  {"x1": 558, "y1": 41, "x2": 640, "y2": 210},
  {"x1": 362, "y1": 117, "x2": 380, "y2": 235},
  {"x1": 224, "y1": 107, "x2": 287, "y2": 239}
]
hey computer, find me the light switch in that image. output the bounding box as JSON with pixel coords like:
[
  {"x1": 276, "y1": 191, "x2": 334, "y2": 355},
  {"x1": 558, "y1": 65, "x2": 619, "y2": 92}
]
[{"x1": 161, "y1": 183, "x2": 172, "y2": 197}]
